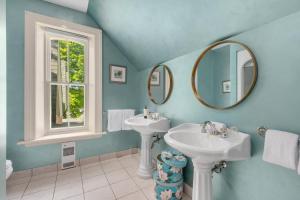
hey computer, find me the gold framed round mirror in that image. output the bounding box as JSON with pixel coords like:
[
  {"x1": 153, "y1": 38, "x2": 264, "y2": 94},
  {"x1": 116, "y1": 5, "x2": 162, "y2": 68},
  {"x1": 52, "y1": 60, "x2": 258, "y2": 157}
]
[
  {"x1": 148, "y1": 64, "x2": 173, "y2": 105},
  {"x1": 191, "y1": 40, "x2": 258, "y2": 109}
]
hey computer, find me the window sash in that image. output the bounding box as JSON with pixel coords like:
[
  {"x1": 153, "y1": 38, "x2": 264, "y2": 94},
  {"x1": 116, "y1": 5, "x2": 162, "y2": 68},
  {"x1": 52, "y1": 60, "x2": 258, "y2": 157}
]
[
  {"x1": 45, "y1": 31, "x2": 89, "y2": 84},
  {"x1": 45, "y1": 32, "x2": 90, "y2": 135},
  {"x1": 48, "y1": 83, "x2": 87, "y2": 132}
]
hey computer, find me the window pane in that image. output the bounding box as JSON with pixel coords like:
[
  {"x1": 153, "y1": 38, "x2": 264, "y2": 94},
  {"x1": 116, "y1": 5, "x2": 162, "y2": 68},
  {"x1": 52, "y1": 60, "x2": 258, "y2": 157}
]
[
  {"x1": 50, "y1": 40, "x2": 58, "y2": 82},
  {"x1": 51, "y1": 40, "x2": 68, "y2": 83},
  {"x1": 68, "y1": 42, "x2": 85, "y2": 83},
  {"x1": 49, "y1": 38, "x2": 86, "y2": 131},
  {"x1": 50, "y1": 40, "x2": 85, "y2": 83},
  {"x1": 69, "y1": 85, "x2": 85, "y2": 127},
  {"x1": 51, "y1": 85, "x2": 68, "y2": 128}
]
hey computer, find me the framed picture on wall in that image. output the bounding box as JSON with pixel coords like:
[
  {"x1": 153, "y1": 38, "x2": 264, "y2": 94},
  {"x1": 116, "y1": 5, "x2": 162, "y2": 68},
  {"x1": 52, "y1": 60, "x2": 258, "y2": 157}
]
[
  {"x1": 109, "y1": 65, "x2": 127, "y2": 84},
  {"x1": 222, "y1": 80, "x2": 231, "y2": 93},
  {"x1": 150, "y1": 71, "x2": 160, "y2": 86}
]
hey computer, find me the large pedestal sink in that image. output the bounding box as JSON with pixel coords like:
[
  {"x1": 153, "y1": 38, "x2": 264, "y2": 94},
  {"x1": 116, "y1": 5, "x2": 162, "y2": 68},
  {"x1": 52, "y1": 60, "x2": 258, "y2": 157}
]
[
  {"x1": 164, "y1": 123, "x2": 251, "y2": 200},
  {"x1": 125, "y1": 114, "x2": 170, "y2": 178}
]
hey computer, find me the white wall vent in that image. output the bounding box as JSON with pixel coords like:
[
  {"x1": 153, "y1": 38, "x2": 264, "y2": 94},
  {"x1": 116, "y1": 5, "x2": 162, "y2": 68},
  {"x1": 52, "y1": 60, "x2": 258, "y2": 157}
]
[{"x1": 61, "y1": 142, "x2": 76, "y2": 169}]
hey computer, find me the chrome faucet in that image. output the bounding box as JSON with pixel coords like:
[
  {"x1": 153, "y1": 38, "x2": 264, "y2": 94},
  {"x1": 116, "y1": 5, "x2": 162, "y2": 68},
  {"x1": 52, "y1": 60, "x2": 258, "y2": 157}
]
[
  {"x1": 202, "y1": 121, "x2": 218, "y2": 135},
  {"x1": 148, "y1": 112, "x2": 160, "y2": 120},
  {"x1": 202, "y1": 121, "x2": 228, "y2": 137}
]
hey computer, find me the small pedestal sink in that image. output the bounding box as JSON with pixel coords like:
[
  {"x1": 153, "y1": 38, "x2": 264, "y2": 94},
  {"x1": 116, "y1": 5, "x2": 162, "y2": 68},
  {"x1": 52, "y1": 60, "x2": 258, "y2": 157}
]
[
  {"x1": 164, "y1": 123, "x2": 251, "y2": 200},
  {"x1": 125, "y1": 114, "x2": 170, "y2": 178}
]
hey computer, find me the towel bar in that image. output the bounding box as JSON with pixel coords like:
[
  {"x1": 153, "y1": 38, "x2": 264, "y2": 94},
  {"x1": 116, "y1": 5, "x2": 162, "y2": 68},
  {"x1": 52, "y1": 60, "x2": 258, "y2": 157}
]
[
  {"x1": 257, "y1": 126, "x2": 300, "y2": 142},
  {"x1": 257, "y1": 126, "x2": 268, "y2": 137}
]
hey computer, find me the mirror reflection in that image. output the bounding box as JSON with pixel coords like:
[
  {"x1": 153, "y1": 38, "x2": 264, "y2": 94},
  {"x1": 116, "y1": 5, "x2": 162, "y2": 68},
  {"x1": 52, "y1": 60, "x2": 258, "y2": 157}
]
[
  {"x1": 148, "y1": 64, "x2": 173, "y2": 105},
  {"x1": 192, "y1": 41, "x2": 257, "y2": 109}
]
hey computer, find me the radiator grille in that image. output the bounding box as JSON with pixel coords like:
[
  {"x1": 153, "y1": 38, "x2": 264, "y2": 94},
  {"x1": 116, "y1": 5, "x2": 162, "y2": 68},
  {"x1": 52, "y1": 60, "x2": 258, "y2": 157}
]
[
  {"x1": 61, "y1": 142, "x2": 76, "y2": 169},
  {"x1": 63, "y1": 147, "x2": 74, "y2": 156},
  {"x1": 63, "y1": 161, "x2": 75, "y2": 169}
]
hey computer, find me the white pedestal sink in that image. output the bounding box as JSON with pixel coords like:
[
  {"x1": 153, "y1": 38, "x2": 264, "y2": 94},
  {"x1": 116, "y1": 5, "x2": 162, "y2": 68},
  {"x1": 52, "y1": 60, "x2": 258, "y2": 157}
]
[
  {"x1": 125, "y1": 114, "x2": 170, "y2": 178},
  {"x1": 164, "y1": 123, "x2": 251, "y2": 200}
]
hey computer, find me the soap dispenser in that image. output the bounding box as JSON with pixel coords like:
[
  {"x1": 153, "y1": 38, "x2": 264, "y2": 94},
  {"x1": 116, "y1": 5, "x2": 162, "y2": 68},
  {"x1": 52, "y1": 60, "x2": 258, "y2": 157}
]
[{"x1": 143, "y1": 106, "x2": 149, "y2": 119}]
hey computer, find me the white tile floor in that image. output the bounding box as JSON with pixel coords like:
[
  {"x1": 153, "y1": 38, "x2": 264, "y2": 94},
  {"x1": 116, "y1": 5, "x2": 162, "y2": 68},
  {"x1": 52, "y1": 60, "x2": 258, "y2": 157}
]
[{"x1": 7, "y1": 153, "x2": 192, "y2": 200}]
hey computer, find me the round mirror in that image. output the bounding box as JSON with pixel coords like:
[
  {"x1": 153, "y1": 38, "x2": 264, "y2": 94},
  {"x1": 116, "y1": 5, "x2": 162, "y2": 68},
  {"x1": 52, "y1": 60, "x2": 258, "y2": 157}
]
[
  {"x1": 192, "y1": 40, "x2": 257, "y2": 109},
  {"x1": 148, "y1": 64, "x2": 173, "y2": 105}
]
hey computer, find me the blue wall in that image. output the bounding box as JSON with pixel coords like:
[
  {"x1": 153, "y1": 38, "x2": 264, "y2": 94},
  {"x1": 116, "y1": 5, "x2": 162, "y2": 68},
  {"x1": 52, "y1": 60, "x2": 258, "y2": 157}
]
[
  {"x1": 0, "y1": 0, "x2": 6, "y2": 197},
  {"x1": 138, "y1": 11, "x2": 300, "y2": 200},
  {"x1": 6, "y1": 0, "x2": 140, "y2": 171},
  {"x1": 88, "y1": 0, "x2": 300, "y2": 70}
]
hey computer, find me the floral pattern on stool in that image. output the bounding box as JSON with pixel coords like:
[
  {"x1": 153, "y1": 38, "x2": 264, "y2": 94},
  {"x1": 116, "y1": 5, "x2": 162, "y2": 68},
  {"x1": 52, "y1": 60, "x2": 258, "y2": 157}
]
[
  {"x1": 155, "y1": 181, "x2": 183, "y2": 200},
  {"x1": 153, "y1": 171, "x2": 183, "y2": 200},
  {"x1": 157, "y1": 155, "x2": 183, "y2": 183}
]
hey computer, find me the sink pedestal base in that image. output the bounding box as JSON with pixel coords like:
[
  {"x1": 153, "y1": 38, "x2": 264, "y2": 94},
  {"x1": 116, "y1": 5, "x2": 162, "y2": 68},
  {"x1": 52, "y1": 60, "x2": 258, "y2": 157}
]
[
  {"x1": 137, "y1": 134, "x2": 153, "y2": 179},
  {"x1": 192, "y1": 159, "x2": 214, "y2": 200}
]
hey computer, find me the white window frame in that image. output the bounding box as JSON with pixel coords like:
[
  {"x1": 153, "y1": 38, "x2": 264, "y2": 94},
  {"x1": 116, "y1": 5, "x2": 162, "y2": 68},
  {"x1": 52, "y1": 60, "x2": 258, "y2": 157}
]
[
  {"x1": 21, "y1": 12, "x2": 103, "y2": 146},
  {"x1": 44, "y1": 30, "x2": 89, "y2": 135}
]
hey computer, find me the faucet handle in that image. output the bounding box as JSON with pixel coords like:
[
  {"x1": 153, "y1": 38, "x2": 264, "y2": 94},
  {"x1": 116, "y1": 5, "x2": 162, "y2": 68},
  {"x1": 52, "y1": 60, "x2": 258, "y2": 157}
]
[
  {"x1": 219, "y1": 127, "x2": 228, "y2": 138},
  {"x1": 219, "y1": 127, "x2": 227, "y2": 133}
]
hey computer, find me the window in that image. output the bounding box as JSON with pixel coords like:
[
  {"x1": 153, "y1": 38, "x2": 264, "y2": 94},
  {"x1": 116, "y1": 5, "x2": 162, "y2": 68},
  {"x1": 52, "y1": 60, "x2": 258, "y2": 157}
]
[
  {"x1": 22, "y1": 12, "x2": 103, "y2": 146},
  {"x1": 46, "y1": 32, "x2": 87, "y2": 133}
]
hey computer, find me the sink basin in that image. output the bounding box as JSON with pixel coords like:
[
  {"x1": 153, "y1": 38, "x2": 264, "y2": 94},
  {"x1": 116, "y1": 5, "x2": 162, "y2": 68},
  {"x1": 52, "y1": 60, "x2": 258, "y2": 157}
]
[
  {"x1": 164, "y1": 123, "x2": 250, "y2": 162},
  {"x1": 125, "y1": 115, "x2": 170, "y2": 134},
  {"x1": 125, "y1": 114, "x2": 170, "y2": 178},
  {"x1": 164, "y1": 123, "x2": 251, "y2": 200}
]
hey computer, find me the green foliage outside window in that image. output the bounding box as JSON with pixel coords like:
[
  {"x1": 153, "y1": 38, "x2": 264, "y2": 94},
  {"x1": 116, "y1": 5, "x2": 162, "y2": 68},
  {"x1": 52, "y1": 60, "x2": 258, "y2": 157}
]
[{"x1": 59, "y1": 41, "x2": 85, "y2": 119}]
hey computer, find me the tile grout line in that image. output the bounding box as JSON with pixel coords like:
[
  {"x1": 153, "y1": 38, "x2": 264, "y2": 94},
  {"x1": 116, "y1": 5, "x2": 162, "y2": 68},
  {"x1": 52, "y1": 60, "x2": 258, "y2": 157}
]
[
  {"x1": 10, "y1": 150, "x2": 139, "y2": 179},
  {"x1": 114, "y1": 173, "x2": 141, "y2": 199},
  {"x1": 101, "y1": 169, "x2": 114, "y2": 199},
  {"x1": 9, "y1": 152, "x2": 143, "y2": 200},
  {"x1": 51, "y1": 165, "x2": 59, "y2": 200},
  {"x1": 83, "y1": 161, "x2": 118, "y2": 199},
  {"x1": 81, "y1": 161, "x2": 120, "y2": 198},
  {"x1": 19, "y1": 170, "x2": 32, "y2": 200},
  {"x1": 107, "y1": 161, "x2": 135, "y2": 200},
  {"x1": 13, "y1": 168, "x2": 60, "y2": 199},
  {"x1": 140, "y1": 188, "x2": 151, "y2": 200},
  {"x1": 58, "y1": 166, "x2": 84, "y2": 200},
  {"x1": 79, "y1": 164, "x2": 86, "y2": 200},
  {"x1": 107, "y1": 183, "x2": 118, "y2": 200},
  {"x1": 135, "y1": 178, "x2": 155, "y2": 200},
  {"x1": 115, "y1": 189, "x2": 145, "y2": 200},
  {"x1": 102, "y1": 158, "x2": 122, "y2": 175},
  {"x1": 60, "y1": 192, "x2": 84, "y2": 200}
]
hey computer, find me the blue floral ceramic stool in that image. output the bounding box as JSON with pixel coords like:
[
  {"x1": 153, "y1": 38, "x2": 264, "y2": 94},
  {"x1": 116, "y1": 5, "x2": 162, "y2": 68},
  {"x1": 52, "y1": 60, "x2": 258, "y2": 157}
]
[
  {"x1": 154, "y1": 148, "x2": 187, "y2": 200},
  {"x1": 153, "y1": 171, "x2": 183, "y2": 200}
]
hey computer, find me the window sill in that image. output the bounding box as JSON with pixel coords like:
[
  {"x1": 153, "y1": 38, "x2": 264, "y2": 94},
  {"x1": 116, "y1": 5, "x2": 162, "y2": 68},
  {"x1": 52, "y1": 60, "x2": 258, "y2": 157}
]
[{"x1": 18, "y1": 131, "x2": 106, "y2": 147}]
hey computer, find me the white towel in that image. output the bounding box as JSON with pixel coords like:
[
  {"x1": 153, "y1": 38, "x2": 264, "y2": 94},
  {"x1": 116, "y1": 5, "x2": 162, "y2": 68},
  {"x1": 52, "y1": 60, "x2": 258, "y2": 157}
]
[
  {"x1": 262, "y1": 129, "x2": 299, "y2": 170},
  {"x1": 6, "y1": 160, "x2": 12, "y2": 169},
  {"x1": 122, "y1": 109, "x2": 135, "y2": 130},
  {"x1": 298, "y1": 148, "x2": 300, "y2": 175},
  {"x1": 6, "y1": 160, "x2": 13, "y2": 180},
  {"x1": 107, "y1": 110, "x2": 123, "y2": 132}
]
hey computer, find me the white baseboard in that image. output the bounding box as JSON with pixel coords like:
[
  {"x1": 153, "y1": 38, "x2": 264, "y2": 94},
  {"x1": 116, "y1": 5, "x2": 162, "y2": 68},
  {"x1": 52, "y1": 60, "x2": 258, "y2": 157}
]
[
  {"x1": 183, "y1": 183, "x2": 193, "y2": 198},
  {"x1": 11, "y1": 147, "x2": 139, "y2": 175}
]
